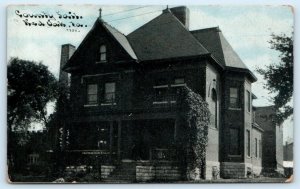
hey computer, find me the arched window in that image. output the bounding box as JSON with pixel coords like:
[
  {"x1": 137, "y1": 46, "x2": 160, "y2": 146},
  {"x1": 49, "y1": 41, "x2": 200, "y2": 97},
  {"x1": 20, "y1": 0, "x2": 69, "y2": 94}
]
[
  {"x1": 100, "y1": 45, "x2": 107, "y2": 61},
  {"x1": 211, "y1": 89, "x2": 218, "y2": 128}
]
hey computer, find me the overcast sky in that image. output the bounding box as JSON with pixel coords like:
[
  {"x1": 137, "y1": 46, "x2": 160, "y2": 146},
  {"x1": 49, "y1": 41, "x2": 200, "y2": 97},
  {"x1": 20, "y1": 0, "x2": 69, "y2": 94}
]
[{"x1": 7, "y1": 5, "x2": 294, "y2": 142}]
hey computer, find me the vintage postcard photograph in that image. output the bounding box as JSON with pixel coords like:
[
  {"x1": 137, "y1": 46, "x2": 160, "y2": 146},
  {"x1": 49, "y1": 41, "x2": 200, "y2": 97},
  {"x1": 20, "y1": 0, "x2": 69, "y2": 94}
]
[{"x1": 7, "y1": 4, "x2": 294, "y2": 183}]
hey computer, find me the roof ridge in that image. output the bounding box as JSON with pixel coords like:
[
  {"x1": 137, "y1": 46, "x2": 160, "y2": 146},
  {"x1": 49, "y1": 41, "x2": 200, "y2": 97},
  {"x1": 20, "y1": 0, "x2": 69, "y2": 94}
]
[
  {"x1": 190, "y1": 27, "x2": 220, "y2": 33},
  {"x1": 127, "y1": 11, "x2": 164, "y2": 36},
  {"x1": 166, "y1": 11, "x2": 209, "y2": 54}
]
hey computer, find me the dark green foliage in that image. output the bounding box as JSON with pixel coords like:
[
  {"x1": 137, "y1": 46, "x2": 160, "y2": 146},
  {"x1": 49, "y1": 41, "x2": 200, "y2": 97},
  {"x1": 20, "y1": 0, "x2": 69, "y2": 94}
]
[
  {"x1": 177, "y1": 86, "x2": 210, "y2": 180},
  {"x1": 7, "y1": 57, "x2": 59, "y2": 178},
  {"x1": 8, "y1": 57, "x2": 59, "y2": 131},
  {"x1": 257, "y1": 33, "x2": 293, "y2": 123}
]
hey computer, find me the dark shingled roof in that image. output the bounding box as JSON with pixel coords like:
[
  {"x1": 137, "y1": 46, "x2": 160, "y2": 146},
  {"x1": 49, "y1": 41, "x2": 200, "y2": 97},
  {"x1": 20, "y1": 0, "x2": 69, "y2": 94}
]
[
  {"x1": 191, "y1": 27, "x2": 248, "y2": 69},
  {"x1": 127, "y1": 10, "x2": 209, "y2": 61},
  {"x1": 103, "y1": 22, "x2": 137, "y2": 60},
  {"x1": 64, "y1": 7, "x2": 256, "y2": 82}
]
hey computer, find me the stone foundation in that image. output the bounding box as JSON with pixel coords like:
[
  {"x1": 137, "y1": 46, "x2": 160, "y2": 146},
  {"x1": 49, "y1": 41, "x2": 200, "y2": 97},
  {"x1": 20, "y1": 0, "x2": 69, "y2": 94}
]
[
  {"x1": 136, "y1": 163, "x2": 181, "y2": 182},
  {"x1": 101, "y1": 165, "x2": 116, "y2": 179},
  {"x1": 220, "y1": 162, "x2": 247, "y2": 178}
]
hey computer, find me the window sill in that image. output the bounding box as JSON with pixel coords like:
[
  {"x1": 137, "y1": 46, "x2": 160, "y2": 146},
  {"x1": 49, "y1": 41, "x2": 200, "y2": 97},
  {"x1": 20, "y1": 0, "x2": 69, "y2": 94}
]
[
  {"x1": 228, "y1": 107, "x2": 242, "y2": 111},
  {"x1": 84, "y1": 104, "x2": 98, "y2": 107},
  {"x1": 153, "y1": 101, "x2": 168, "y2": 104},
  {"x1": 100, "y1": 103, "x2": 117, "y2": 106}
]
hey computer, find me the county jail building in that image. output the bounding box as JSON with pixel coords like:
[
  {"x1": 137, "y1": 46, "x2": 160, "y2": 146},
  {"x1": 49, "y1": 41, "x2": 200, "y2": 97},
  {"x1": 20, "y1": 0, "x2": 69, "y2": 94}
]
[{"x1": 58, "y1": 6, "x2": 266, "y2": 181}]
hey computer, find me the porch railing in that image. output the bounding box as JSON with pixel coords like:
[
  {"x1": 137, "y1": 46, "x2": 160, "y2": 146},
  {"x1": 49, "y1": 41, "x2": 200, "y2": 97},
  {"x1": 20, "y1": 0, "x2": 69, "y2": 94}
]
[{"x1": 149, "y1": 148, "x2": 176, "y2": 161}]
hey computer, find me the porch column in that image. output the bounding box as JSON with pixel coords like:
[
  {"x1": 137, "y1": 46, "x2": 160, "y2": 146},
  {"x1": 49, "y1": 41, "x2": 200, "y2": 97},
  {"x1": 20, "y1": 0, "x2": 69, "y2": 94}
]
[
  {"x1": 117, "y1": 120, "x2": 122, "y2": 161},
  {"x1": 174, "y1": 118, "x2": 178, "y2": 140},
  {"x1": 109, "y1": 121, "x2": 113, "y2": 162}
]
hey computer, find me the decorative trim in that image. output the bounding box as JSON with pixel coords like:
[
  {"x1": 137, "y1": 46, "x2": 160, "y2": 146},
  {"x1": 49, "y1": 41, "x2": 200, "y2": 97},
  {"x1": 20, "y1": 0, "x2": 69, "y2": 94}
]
[
  {"x1": 81, "y1": 72, "x2": 119, "y2": 83},
  {"x1": 84, "y1": 104, "x2": 98, "y2": 107},
  {"x1": 153, "y1": 101, "x2": 168, "y2": 104},
  {"x1": 153, "y1": 85, "x2": 168, "y2": 89},
  {"x1": 100, "y1": 103, "x2": 117, "y2": 106}
]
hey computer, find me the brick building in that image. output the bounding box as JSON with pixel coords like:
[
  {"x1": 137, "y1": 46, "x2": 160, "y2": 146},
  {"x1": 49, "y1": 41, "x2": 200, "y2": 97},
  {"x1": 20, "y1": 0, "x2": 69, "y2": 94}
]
[
  {"x1": 254, "y1": 106, "x2": 284, "y2": 175},
  {"x1": 60, "y1": 6, "x2": 264, "y2": 181}
]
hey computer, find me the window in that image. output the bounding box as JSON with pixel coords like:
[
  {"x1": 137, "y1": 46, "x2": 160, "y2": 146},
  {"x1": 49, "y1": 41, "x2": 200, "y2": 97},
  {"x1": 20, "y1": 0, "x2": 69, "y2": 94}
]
[
  {"x1": 211, "y1": 89, "x2": 218, "y2": 128},
  {"x1": 246, "y1": 130, "x2": 250, "y2": 157},
  {"x1": 255, "y1": 138, "x2": 258, "y2": 158},
  {"x1": 259, "y1": 139, "x2": 262, "y2": 158},
  {"x1": 153, "y1": 79, "x2": 168, "y2": 103},
  {"x1": 229, "y1": 87, "x2": 239, "y2": 108},
  {"x1": 104, "y1": 82, "x2": 116, "y2": 103},
  {"x1": 87, "y1": 84, "x2": 98, "y2": 105},
  {"x1": 170, "y1": 78, "x2": 186, "y2": 102},
  {"x1": 229, "y1": 128, "x2": 240, "y2": 155},
  {"x1": 100, "y1": 45, "x2": 107, "y2": 62},
  {"x1": 246, "y1": 90, "x2": 251, "y2": 112}
]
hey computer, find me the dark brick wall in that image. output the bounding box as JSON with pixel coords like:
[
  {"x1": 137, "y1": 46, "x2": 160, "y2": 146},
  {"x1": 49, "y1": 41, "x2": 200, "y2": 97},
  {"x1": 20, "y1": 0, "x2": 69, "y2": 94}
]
[
  {"x1": 255, "y1": 106, "x2": 284, "y2": 173},
  {"x1": 220, "y1": 73, "x2": 246, "y2": 163}
]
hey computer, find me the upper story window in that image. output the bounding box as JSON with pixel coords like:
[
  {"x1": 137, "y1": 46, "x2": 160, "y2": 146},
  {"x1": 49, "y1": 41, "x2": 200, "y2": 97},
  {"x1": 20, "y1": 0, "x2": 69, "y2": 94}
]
[
  {"x1": 229, "y1": 87, "x2": 240, "y2": 108},
  {"x1": 100, "y1": 45, "x2": 107, "y2": 62},
  {"x1": 104, "y1": 82, "x2": 116, "y2": 103},
  {"x1": 246, "y1": 90, "x2": 251, "y2": 112},
  {"x1": 171, "y1": 78, "x2": 186, "y2": 96},
  {"x1": 87, "y1": 84, "x2": 98, "y2": 105},
  {"x1": 211, "y1": 89, "x2": 218, "y2": 128}
]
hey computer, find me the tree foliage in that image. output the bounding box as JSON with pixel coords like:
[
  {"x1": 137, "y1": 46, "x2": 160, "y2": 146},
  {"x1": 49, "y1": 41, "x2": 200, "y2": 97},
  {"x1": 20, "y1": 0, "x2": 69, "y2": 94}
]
[
  {"x1": 257, "y1": 33, "x2": 293, "y2": 123},
  {"x1": 8, "y1": 58, "x2": 59, "y2": 132},
  {"x1": 177, "y1": 86, "x2": 210, "y2": 180}
]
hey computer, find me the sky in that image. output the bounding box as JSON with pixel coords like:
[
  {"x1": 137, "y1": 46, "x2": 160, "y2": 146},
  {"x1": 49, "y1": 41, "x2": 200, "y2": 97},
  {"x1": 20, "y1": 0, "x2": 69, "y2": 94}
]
[{"x1": 6, "y1": 5, "x2": 294, "y2": 142}]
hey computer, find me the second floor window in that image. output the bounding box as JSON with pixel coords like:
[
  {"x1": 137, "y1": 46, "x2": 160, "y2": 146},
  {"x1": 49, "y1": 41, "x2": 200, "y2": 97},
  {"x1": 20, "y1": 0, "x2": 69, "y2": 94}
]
[
  {"x1": 87, "y1": 84, "x2": 98, "y2": 105},
  {"x1": 104, "y1": 82, "x2": 116, "y2": 103},
  {"x1": 246, "y1": 90, "x2": 251, "y2": 112},
  {"x1": 100, "y1": 45, "x2": 107, "y2": 62},
  {"x1": 229, "y1": 87, "x2": 239, "y2": 108}
]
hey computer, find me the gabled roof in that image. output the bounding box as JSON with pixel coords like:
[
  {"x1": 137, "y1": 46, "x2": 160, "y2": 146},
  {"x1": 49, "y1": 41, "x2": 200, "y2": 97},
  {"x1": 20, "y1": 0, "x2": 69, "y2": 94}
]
[
  {"x1": 127, "y1": 10, "x2": 209, "y2": 61},
  {"x1": 191, "y1": 27, "x2": 248, "y2": 69},
  {"x1": 64, "y1": 18, "x2": 137, "y2": 69},
  {"x1": 103, "y1": 22, "x2": 137, "y2": 60}
]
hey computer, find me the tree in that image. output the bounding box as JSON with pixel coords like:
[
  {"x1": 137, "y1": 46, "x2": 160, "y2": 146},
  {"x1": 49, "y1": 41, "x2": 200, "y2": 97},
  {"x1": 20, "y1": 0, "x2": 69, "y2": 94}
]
[
  {"x1": 177, "y1": 87, "x2": 210, "y2": 180},
  {"x1": 257, "y1": 33, "x2": 293, "y2": 123},
  {"x1": 8, "y1": 58, "x2": 58, "y2": 132},
  {"x1": 7, "y1": 58, "x2": 58, "y2": 175}
]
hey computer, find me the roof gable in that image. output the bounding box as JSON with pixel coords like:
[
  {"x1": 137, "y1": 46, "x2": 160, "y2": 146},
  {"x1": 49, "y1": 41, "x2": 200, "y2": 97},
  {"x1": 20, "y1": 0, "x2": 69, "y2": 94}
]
[
  {"x1": 127, "y1": 10, "x2": 209, "y2": 61},
  {"x1": 64, "y1": 19, "x2": 137, "y2": 70}
]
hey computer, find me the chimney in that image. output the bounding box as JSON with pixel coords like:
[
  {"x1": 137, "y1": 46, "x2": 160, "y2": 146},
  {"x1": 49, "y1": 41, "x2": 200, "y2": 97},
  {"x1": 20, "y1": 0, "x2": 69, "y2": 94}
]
[
  {"x1": 59, "y1": 44, "x2": 76, "y2": 86},
  {"x1": 170, "y1": 6, "x2": 190, "y2": 29}
]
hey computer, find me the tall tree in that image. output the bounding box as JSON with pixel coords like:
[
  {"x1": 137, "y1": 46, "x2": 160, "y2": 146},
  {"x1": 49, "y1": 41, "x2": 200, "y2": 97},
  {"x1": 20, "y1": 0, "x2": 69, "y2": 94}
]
[
  {"x1": 7, "y1": 58, "x2": 58, "y2": 175},
  {"x1": 257, "y1": 33, "x2": 293, "y2": 123},
  {"x1": 8, "y1": 58, "x2": 58, "y2": 132}
]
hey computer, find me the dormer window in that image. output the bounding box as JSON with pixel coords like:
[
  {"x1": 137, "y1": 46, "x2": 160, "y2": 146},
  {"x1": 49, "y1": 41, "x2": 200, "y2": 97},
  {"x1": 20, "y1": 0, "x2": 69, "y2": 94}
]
[{"x1": 100, "y1": 45, "x2": 107, "y2": 62}]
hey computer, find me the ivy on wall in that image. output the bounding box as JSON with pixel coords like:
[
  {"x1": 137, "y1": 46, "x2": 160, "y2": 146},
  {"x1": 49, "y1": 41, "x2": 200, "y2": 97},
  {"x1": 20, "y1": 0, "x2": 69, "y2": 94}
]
[{"x1": 176, "y1": 86, "x2": 210, "y2": 180}]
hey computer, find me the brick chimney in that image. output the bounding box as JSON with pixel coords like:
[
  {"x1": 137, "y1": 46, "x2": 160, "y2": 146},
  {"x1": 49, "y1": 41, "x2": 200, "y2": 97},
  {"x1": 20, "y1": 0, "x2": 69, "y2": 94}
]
[
  {"x1": 170, "y1": 6, "x2": 190, "y2": 29},
  {"x1": 59, "y1": 44, "x2": 76, "y2": 86}
]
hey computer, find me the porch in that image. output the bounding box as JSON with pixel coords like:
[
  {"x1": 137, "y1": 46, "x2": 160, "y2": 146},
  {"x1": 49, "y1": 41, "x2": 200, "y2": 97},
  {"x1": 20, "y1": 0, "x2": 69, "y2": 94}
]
[{"x1": 67, "y1": 119, "x2": 179, "y2": 165}]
